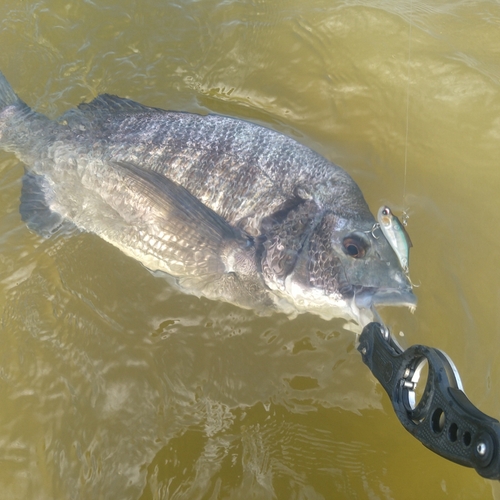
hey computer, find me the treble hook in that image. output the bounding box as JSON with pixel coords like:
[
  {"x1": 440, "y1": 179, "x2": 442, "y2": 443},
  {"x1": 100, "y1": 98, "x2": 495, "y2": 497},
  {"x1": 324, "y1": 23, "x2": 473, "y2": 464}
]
[
  {"x1": 365, "y1": 222, "x2": 380, "y2": 239},
  {"x1": 401, "y1": 210, "x2": 410, "y2": 227}
]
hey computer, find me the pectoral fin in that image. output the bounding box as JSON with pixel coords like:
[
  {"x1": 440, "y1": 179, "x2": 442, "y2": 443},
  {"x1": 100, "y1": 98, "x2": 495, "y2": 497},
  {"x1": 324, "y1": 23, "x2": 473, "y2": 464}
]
[
  {"x1": 110, "y1": 161, "x2": 254, "y2": 278},
  {"x1": 110, "y1": 162, "x2": 276, "y2": 309}
]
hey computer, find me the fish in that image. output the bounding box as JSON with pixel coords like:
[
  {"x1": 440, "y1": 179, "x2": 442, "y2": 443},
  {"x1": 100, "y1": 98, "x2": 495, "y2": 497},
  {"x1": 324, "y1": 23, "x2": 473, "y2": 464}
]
[
  {"x1": 377, "y1": 206, "x2": 412, "y2": 273},
  {"x1": 0, "y1": 70, "x2": 416, "y2": 325}
]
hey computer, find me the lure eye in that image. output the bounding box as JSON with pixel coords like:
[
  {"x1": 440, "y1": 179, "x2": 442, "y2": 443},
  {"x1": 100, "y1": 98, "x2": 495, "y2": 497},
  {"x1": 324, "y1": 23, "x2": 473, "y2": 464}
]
[
  {"x1": 382, "y1": 207, "x2": 390, "y2": 216},
  {"x1": 342, "y1": 235, "x2": 368, "y2": 258}
]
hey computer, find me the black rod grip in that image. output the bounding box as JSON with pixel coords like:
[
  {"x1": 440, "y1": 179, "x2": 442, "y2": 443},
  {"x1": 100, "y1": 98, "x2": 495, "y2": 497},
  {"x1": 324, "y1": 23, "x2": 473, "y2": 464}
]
[{"x1": 358, "y1": 322, "x2": 500, "y2": 480}]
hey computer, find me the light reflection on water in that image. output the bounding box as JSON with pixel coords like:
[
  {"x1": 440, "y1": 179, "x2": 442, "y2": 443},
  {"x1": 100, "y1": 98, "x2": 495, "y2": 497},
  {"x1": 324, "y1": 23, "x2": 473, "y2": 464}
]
[{"x1": 1, "y1": 0, "x2": 500, "y2": 498}]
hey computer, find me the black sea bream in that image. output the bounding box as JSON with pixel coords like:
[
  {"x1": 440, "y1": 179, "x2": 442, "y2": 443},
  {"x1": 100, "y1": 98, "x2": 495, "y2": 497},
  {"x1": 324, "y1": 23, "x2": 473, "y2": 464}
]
[{"x1": 0, "y1": 71, "x2": 416, "y2": 324}]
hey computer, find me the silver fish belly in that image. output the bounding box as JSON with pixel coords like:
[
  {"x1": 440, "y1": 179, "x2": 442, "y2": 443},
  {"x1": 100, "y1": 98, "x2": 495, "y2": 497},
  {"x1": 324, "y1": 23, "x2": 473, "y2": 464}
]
[{"x1": 0, "y1": 71, "x2": 416, "y2": 324}]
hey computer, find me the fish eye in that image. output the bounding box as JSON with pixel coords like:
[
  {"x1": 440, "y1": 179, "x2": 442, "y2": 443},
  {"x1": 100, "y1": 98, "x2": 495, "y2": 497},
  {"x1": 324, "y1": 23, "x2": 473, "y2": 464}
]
[{"x1": 342, "y1": 235, "x2": 368, "y2": 258}]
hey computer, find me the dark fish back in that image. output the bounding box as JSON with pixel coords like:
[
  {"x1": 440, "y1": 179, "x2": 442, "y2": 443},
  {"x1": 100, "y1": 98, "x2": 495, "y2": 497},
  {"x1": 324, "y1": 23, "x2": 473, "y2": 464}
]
[{"x1": 57, "y1": 95, "x2": 373, "y2": 233}]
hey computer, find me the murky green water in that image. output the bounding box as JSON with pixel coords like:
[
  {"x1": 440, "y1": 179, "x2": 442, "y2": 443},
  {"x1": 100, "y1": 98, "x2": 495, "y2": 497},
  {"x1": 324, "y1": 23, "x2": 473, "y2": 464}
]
[{"x1": 1, "y1": 0, "x2": 500, "y2": 498}]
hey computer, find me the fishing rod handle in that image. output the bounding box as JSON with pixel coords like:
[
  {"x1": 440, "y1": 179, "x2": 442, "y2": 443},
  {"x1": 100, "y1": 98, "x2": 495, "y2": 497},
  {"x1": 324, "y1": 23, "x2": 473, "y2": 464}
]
[{"x1": 358, "y1": 322, "x2": 500, "y2": 480}]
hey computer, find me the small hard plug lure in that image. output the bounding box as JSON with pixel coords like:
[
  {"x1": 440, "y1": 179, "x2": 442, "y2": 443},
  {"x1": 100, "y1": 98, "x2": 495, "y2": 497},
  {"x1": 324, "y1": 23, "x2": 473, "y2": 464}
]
[{"x1": 377, "y1": 206, "x2": 413, "y2": 273}]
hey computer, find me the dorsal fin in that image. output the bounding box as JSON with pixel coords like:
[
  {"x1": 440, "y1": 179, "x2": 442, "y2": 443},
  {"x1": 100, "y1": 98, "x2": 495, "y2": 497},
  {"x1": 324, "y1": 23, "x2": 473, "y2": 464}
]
[
  {"x1": 77, "y1": 94, "x2": 154, "y2": 115},
  {"x1": 58, "y1": 94, "x2": 159, "y2": 126}
]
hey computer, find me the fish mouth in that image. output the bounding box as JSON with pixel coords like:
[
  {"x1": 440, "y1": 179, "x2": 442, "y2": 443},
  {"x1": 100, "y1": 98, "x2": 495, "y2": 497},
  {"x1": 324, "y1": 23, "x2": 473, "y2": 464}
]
[{"x1": 354, "y1": 286, "x2": 417, "y2": 311}]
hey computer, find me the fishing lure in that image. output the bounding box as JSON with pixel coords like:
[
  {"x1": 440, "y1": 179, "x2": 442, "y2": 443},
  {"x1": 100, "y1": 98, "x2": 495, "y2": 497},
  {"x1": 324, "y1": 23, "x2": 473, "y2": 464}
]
[{"x1": 377, "y1": 206, "x2": 413, "y2": 273}]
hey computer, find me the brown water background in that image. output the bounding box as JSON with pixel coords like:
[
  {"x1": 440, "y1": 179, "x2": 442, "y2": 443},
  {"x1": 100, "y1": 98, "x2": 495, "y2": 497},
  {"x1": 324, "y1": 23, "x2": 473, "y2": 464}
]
[{"x1": 1, "y1": 0, "x2": 500, "y2": 498}]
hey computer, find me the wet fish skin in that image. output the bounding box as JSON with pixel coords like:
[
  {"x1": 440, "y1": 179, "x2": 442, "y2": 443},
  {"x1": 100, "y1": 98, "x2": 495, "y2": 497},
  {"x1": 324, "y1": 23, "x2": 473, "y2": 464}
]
[{"x1": 0, "y1": 71, "x2": 416, "y2": 323}]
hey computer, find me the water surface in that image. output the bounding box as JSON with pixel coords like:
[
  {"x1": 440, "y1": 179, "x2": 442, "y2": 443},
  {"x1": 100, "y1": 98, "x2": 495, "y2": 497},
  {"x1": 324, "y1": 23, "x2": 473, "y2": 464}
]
[{"x1": 1, "y1": 0, "x2": 500, "y2": 498}]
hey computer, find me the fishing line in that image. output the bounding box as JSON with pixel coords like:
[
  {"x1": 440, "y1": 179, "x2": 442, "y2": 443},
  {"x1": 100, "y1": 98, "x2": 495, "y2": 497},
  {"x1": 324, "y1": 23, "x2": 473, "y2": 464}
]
[{"x1": 402, "y1": 0, "x2": 413, "y2": 225}]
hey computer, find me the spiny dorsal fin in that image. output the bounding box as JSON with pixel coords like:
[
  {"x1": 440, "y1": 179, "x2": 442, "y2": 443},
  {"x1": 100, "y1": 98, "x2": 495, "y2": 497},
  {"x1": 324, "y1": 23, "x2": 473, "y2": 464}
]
[
  {"x1": 77, "y1": 94, "x2": 154, "y2": 116},
  {"x1": 58, "y1": 94, "x2": 163, "y2": 129}
]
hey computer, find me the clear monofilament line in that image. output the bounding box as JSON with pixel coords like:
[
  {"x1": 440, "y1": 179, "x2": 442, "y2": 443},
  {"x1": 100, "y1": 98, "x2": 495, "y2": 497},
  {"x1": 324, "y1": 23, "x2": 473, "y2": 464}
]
[{"x1": 402, "y1": 0, "x2": 413, "y2": 219}]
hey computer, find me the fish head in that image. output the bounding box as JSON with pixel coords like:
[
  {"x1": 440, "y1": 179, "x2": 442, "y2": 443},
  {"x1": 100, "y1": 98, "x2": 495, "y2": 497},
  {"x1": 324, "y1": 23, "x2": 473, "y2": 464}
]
[
  {"x1": 334, "y1": 222, "x2": 416, "y2": 312},
  {"x1": 306, "y1": 212, "x2": 415, "y2": 322},
  {"x1": 261, "y1": 203, "x2": 416, "y2": 324}
]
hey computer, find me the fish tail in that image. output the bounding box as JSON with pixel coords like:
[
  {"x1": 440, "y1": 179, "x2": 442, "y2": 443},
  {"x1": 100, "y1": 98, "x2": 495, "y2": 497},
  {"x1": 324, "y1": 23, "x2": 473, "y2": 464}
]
[
  {"x1": 0, "y1": 71, "x2": 45, "y2": 157},
  {"x1": 0, "y1": 71, "x2": 20, "y2": 110}
]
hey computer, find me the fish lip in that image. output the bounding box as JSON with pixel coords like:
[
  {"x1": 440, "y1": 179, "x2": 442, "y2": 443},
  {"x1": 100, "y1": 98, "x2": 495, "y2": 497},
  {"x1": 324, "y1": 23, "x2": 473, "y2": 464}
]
[
  {"x1": 371, "y1": 288, "x2": 417, "y2": 308},
  {"x1": 354, "y1": 286, "x2": 417, "y2": 310}
]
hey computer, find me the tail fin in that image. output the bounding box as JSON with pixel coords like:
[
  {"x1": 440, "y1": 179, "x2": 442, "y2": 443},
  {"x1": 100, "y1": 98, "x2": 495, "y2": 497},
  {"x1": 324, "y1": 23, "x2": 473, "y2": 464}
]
[{"x1": 0, "y1": 71, "x2": 20, "y2": 110}]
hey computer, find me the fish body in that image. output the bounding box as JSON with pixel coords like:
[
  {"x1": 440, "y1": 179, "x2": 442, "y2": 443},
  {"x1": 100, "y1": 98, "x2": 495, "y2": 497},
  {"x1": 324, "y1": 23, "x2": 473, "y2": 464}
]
[
  {"x1": 377, "y1": 206, "x2": 412, "y2": 272},
  {"x1": 0, "y1": 71, "x2": 416, "y2": 324}
]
